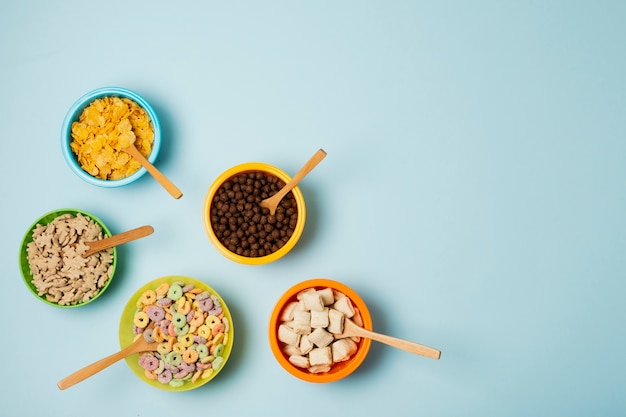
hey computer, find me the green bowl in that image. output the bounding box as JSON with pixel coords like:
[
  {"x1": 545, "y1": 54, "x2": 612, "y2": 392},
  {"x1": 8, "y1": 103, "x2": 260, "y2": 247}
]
[
  {"x1": 119, "y1": 276, "x2": 235, "y2": 391},
  {"x1": 18, "y1": 208, "x2": 116, "y2": 308}
]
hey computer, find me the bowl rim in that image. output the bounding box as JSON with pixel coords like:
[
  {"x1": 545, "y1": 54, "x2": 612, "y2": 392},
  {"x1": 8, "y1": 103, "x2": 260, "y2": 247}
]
[
  {"x1": 60, "y1": 86, "x2": 162, "y2": 188},
  {"x1": 202, "y1": 162, "x2": 306, "y2": 265},
  {"x1": 18, "y1": 208, "x2": 117, "y2": 308},
  {"x1": 268, "y1": 278, "x2": 373, "y2": 383},
  {"x1": 118, "y1": 275, "x2": 235, "y2": 391}
]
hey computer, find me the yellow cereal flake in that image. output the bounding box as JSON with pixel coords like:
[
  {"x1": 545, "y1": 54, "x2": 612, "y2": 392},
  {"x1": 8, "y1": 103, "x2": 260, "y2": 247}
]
[{"x1": 70, "y1": 96, "x2": 154, "y2": 180}]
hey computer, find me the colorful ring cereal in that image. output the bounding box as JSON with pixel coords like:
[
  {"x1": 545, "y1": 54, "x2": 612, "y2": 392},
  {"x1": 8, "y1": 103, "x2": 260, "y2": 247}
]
[
  {"x1": 140, "y1": 290, "x2": 157, "y2": 305},
  {"x1": 119, "y1": 276, "x2": 234, "y2": 391}
]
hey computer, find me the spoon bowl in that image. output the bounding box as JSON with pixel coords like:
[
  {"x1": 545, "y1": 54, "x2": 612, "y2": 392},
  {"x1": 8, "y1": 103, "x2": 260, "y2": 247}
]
[
  {"x1": 122, "y1": 143, "x2": 183, "y2": 199},
  {"x1": 70, "y1": 225, "x2": 154, "y2": 257},
  {"x1": 259, "y1": 149, "x2": 326, "y2": 215},
  {"x1": 57, "y1": 335, "x2": 158, "y2": 390},
  {"x1": 337, "y1": 317, "x2": 441, "y2": 359}
]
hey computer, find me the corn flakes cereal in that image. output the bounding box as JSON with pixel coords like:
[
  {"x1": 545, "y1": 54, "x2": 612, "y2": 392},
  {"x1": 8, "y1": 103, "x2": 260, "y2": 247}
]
[{"x1": 70, "y1": 96, "x2": 154, "y2": 180}]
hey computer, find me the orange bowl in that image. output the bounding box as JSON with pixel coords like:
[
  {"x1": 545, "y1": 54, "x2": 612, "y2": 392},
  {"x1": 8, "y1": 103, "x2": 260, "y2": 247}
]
[{"x1": 268, "y1": 278, "x2": 372, "y2": 383}]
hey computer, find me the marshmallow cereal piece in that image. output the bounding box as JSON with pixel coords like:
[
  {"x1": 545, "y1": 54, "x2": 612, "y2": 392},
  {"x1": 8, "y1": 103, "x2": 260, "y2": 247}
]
[
  {"x1": 278, "y1": 324, "x2": 301, "y2": 346},
  {"x1": 333, "y1": 296, "x2": 355, "y2": 318},
  {"x1": 332, "y1": 338, "x2": 358, "y2": 363},
  {"x1": 296, "y1": 288, "x2": 317, "y2": 301},
  {"x1": 327, "y1": 308, "x2": 345, "y2": 335},
  {"x1": 308, "y1": 327, "x2": 334, "y2": 348},
  {"x1": 317, "y1": 287, "x2": 335, "y2": 306},
  {"x1": 288, "y1": 355, "x2": 310, "y2": 369},
  {"x1": 299, "y1": 334, "x2": 313, "y2": 355},
  {"x1": 293, "y1": 310, "x2": 311, "y2": 326},
  {"x1": 283, "y1": 344, "x2": 303, "y2": 356},
  {"x1": 287, "y1": 320, "x2": 312, "y2": 335},
  {"x1": 308, "y1": 365, "x2": 332, "y2": 374},
  {"x1": 309, "y1": 347, "x2": 332, "y2": 367},
  {"x1": 279, "y1": 301, "x2": 299, "y2": 322},
  {"x1": 351, "y1": 309, "x2": 364, "y2": 327},
  {"x1": 310, "y1": 308, "x2": 329, "y2": 328},
  {"x1": 302, "y1": 292, "x2": 324, "y2": 312}
]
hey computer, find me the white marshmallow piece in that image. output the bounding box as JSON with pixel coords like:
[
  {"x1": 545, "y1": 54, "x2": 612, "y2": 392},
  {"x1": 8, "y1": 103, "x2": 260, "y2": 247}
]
[
  {"x1": 279, "y1": 301, "x2": 299, "y2": 322},
  {"x1": 332, "y1": 338, "x2": 358, "y2": 363},
  {"x1": 317, "y1": 287, "x2": 335, "y2": 306},
  {"x1": 308, "y1": 365, "x2": 332, "y2": 374},
  {"x1": 327, "y1": 308, "x2": 345, "y2": 334},
  {"x1": 309, "y1": 347, "x2": 333, "y2": 366},
  {"x1": 290, "y1": 321, "x2": 312, "y2": 335},
  {"x1": 310, "y1": 308, "x2": 329, "y2": 328},
  {"x1": 293, "y1": 310, "x2": 311, "y2": 326},
  {"x1": 302, "y1": 292, "x2": 324, "y2": 312},
  {"x1": 308, "y1": 327, "x2": 334, "y2": 348},
  {"x1": 333, "y1": 296, "x2": 355, "y2": 318},
  {"x1": 283, "y1": 344, "x2": 302, "y2": 356},
  {"x1": 288, "y1": 355, "x2": 310, "y2": 369},
  {"x1": 278, "y1": 324, "x2": 300, "y2": 346},
  {"x1": 299, "y1": 334, "x2": 313, "y2": 355},
  {"x1": 296, "y1": 288, "x2": 317, "y2": 301}
]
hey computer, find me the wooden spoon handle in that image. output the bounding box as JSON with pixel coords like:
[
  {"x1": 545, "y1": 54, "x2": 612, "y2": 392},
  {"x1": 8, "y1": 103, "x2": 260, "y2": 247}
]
[
  {"x1": 123, "y1": 144, "x2": 183, "y2": 199},
  {"x1": 358, "y1": 327, "x2": 441, "y2": 360},
  {"x1": 277, "y1": 148, "x2": 326, "y2": 201},
  {"x1": 84, "y1": 225, "x2": 154, "y2": 257},
  {"x1": 57, "y1": 343, "x2": 140, "y2": 390}
]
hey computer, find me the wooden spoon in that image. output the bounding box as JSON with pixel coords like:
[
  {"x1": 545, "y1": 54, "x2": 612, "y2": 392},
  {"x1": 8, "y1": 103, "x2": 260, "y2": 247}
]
[
  {"x1": 259, "y1": 148, "x2": 327, "y2": 215},
  {"x1": 57, "y1": 336, "x2": 158, "y2": 390},
  {"x1": 122, "y1": 143, "x2": 183, "y2": 199},
  {"x1": 337, "y1": 317, "x2": 441, "y2": 360},
  {"x1": 76, "y1": 225, "x2": 154, "y2": 257}
]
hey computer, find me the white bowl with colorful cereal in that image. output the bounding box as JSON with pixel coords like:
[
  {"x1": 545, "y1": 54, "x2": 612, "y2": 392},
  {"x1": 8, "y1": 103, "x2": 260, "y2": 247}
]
[
  {"x1": 61, "y1": 87, "x2": 161, "y2": 187},
  {"x1": 119, "y1": 276, "x2": 234, "y2": 391},
  {"x1": 268, "y1": 278, "x2": 373, "y2": 383},
  {"x1": 18, "y1": 208, "x2": 116, "y2": 308}
]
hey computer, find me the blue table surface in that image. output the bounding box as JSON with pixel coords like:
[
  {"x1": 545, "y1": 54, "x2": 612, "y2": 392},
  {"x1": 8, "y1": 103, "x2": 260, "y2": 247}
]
[{"x1": 1, "y1": 1, "x2": 625, "y2": 416}]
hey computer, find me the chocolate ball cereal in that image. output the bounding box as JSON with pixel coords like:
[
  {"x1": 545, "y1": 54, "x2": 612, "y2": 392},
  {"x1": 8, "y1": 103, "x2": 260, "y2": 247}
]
[{"x1": 210, "y1": 171, "x2": 298, "y2": 257}]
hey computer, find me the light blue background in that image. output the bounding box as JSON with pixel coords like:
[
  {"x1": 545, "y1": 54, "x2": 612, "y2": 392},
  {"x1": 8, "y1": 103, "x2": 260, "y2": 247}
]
[{"x1": 1, "y1": 1, "x2": 625, "y2": 416}]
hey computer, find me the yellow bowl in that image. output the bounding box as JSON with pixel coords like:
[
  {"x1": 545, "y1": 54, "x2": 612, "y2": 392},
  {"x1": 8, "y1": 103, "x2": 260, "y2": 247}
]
[
  {"x1": 203, "y1": 162, "x2": 306, "y2": 265},
  {"x1": 119, "y1": 275, "x2": 234, "y2": 391},
  {"x1": 268, "y1": 278, "x2": 373, "y2": 383}
]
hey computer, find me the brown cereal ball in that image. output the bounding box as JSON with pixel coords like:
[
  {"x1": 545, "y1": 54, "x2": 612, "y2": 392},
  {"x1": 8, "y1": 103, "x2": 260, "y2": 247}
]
[{"x1": 210, "y1": 171, "x2": 298, "y2": 257}]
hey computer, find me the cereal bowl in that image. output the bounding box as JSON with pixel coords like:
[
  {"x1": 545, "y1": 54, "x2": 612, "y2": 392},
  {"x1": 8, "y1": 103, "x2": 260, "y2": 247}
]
[
  {"x1": 119, "y1": 276, "x2": 235, "y2": 391},
  {"x1": 18, "y1": 208, "x2": 117, "y2": 308},
  {"x1": 269, "y1": 278, "x2": 373, "y2": 383},
  {"x1": 61, "y1": 86, "x2": 162, "y2": 187},
  {"x1": 203, "y1": 162, "x2": 306, "y2": 265}
]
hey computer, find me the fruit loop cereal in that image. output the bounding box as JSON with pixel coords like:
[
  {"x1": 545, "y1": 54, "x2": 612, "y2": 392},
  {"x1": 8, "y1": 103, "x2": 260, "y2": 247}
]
[
  {"x1": 70, "y1": 96, "x2": 154, "y2": 180},
  {"x1": 277, "y1": 287, "x2": 364, "y2": 374},
  {"x1": 26, "y1": 213, "x2": 113, "y2": 306},
  {"x1": 132, "y1": 281, "x2": 230, "y2": 388}
]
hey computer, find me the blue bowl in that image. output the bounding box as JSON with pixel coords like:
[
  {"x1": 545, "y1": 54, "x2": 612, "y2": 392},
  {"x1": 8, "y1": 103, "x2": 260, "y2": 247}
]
[{"x1": 61, "y1": 87, "x2": 162, "y2": 187}]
